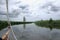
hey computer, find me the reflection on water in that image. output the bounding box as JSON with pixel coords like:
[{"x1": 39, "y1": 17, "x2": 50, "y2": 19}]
[
  {"x1": 9, "y1": 23, "x2": 60, "y2": 40},
  {"x1": 0, "y1": 28, "x2": 8, "y2": 37},
  {"x1": 0, "y1": 23, "x2": 60, "y2": 40}
]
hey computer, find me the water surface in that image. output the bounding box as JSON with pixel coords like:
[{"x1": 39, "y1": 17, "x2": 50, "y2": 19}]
[{"x1": 0, "y1": 23, "x2": 60, "y2": 40}]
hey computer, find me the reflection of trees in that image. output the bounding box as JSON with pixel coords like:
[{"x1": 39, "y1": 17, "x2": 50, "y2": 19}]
[{"x1": 49, "y1": 18, "x2": 53, "y2": 30}]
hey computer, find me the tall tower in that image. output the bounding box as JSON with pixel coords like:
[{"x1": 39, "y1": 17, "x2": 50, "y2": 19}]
[
  {"x1": 23, "y1": 16, "x2": 26, "y2": 29},
  {"x1": 23, "y1": 16, "x2": 26, "y2": 22}
]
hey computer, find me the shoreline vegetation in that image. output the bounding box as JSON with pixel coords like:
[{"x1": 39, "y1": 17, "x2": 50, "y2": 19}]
[
  {"x1": 0, "y1": 20, "x2": 33, "y2": 30},
  {"x1": 0, "y1": 18, "x2": 60, "y2": 30},
  {"x1": 35, "y1": 18, "x2": 60, "y2": 30}
]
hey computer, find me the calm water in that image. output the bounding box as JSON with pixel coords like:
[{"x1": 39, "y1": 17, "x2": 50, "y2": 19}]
[{"x1": 0, "y1": 23, "x2": 60, "y2": 40}]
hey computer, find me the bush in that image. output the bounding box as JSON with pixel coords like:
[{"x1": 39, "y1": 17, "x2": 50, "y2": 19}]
[{"x1": 35, "y1": 20, "x2": 60, "y2": 29}]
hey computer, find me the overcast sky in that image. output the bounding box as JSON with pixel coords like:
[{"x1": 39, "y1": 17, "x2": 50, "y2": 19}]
[{"x1": 0, "y1": 0, "x2": 60, "y2": 21}]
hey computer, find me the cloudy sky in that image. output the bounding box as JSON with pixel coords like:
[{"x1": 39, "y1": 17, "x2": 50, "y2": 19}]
[{"x1": 0, "y1": 0, "x2": 60, "y2": 21}]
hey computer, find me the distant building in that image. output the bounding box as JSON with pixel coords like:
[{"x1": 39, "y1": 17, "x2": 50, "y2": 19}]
[{"x1": 23, "y1": 16, "x2": 26, "y2": 22}]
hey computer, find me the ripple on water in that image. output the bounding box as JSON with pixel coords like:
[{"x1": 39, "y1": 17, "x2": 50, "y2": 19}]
[{"x1": 0, "y1": 23, "x2": 60, "y2": 40}]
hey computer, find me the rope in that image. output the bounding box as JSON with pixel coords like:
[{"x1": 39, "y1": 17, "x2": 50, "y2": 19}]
[{"x1": 6, "y1": 0, "x2": 18, "y2": 40}]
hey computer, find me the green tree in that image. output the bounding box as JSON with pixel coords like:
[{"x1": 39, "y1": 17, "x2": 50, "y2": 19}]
[{"x1": 49, "y1": 18, "x2": 53, "y2": 30}]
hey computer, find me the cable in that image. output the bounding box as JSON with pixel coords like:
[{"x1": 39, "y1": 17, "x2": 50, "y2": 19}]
[{"x1": 6, "y1": 0, "x2": 18, "y2": 40}]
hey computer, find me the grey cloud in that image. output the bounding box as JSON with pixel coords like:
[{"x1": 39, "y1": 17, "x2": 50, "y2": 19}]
[
  {"x1": 15, "y1": 1, "x2": 21, "y2": 4},
  {"x1": 0, "y1": 9, "x2": 20, "y2": 18},
  {"x1": 19, "y1": 5, "x2": 31, "y2": 14},
  {"x1": 41, "y1": 2, "x2": 60, "y2": 13},
  {"x1": 19, "y1": 5, "x2": 29, "y2": 10},
  {"x1": 0, "y1": 0, "x2": 21, "y2": 5},
  {"x1": 0, "y1": 0, "x2": 5, "y2": 5},
  {"x1": 0, "y1": 4, "x2": 30, "y2": 18},
  {"x1": 9, "y1": 1, "x2": 21, "y2": 5},
  {"x1": 50, "y1": 6, "x2": 60, "y2": 12},
  {"x1": 41, "y1": 2, "x2": 53, "y2": 8}
]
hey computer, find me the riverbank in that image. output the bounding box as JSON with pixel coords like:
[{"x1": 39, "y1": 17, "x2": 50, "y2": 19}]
[
  {"x1": 35, "y1": 20, "x2": 60, "y2": 29},
  {"x1": 0, "y1": 20, "x2": 33, "y2": 30}
]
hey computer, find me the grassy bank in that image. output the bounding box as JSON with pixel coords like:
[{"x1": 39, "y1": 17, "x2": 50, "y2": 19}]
[
  {"x1": 0, "y1": 21, "x2": 33, "y2": 30},
  {"x1": 35, "y1": 19, "x2": 60, "y2": 29}
]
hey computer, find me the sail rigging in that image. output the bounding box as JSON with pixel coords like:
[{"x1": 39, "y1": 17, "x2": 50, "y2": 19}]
[{"x1": 6, "y1": 0, "x2": 18, "y2": 40}]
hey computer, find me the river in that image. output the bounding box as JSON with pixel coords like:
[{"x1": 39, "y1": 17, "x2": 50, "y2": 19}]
[{"x1": 0, "y1": 23, "x2": 60, "y2": 40}]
